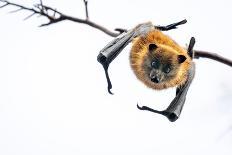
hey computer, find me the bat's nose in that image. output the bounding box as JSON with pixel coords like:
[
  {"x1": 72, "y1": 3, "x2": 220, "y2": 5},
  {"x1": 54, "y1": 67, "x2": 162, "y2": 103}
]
[{"x1": 151, "y1": 76, "x2": 160, "y2": 83}]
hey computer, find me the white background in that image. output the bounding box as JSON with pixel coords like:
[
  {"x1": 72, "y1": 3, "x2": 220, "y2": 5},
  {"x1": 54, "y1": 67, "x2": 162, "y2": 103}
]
[{"x1": 0, "y1": 0, "x2": 232, "y2": 154}]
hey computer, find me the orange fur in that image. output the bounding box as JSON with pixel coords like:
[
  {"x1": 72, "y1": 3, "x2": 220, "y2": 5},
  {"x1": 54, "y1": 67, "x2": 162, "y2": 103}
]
[{"x1": 130, "y1": 29, "x2": 191, "y2": 90}]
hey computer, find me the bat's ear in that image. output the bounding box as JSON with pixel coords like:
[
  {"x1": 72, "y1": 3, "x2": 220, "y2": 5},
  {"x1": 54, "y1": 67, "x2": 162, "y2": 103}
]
[
  {"x1": 148, "y1": 43, "x2": 158, "y2": 52},
  {"x1": 178, "y1": 55, "x2": 186, "y2": 64}
]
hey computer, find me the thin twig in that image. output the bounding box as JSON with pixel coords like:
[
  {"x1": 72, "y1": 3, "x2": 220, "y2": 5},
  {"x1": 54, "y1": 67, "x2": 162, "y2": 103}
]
[
  {"x1": 0, "y1": 3, "x2": 7, "y2": 8},
  {"x1": 23, "y1": 12, "x2": 36, "y2": 20},
  {"x1": 83, "y1": 0, "x2": 89, "y2": 20},
  {"x1": 0, "y1": 0, "x2": 121, "y2": 37},
  {"x1": 1, "y1": 0, "x2": 38, "y2": 13},
  {"x1": 40, "y1": 0, "x2": 43, "y2": 6},
  {"x1": 53, "y1": 8, "x2": 57, "y2": 18},
  {"x1": 9, "y1": 7, "x2": 23, "y2": 13}
]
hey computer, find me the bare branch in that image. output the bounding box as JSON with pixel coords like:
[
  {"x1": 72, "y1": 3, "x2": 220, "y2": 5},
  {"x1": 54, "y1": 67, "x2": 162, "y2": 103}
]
[
  {"x1": 0, "y1": 1, "x2": 232, "y2": 67},
  {"x1": 194, "y1": 50, "x2": 232, "y2": 67},
  {"x1": 0, "y1": 0, "x2": 121, "y2": 37}
]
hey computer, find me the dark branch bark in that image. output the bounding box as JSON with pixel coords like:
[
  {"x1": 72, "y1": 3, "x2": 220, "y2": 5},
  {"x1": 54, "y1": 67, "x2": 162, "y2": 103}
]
[{"x1": 194, "y1": 50, "x2": 232, "y2": 67}]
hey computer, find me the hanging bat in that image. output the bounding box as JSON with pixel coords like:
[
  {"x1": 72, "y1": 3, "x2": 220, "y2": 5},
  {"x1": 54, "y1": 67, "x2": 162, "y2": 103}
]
[{"x1": 97, "y1": 20, "x2": 195, "y2": 122}]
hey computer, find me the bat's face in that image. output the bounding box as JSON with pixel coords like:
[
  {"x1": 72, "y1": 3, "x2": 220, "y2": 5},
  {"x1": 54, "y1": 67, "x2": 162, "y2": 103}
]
[
  {"x1": 142, "y1": 43, "x2": 187, "y2": 85},
  {"x1": 145, "y1": 58, "x2": 173, "y2": 84}
]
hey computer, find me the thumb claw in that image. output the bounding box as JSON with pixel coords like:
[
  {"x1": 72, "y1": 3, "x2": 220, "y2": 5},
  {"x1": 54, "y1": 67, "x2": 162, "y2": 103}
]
[{"x1": 137, "y1": 103, "x2": 143, "y2": 110}]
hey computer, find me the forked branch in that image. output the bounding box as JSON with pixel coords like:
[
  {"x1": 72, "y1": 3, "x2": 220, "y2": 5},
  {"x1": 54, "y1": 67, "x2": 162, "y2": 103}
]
[
  {"x1": 0, "y1": 0, "x2": 231, "y2": 67},
  {"x1": 0, "y1": 0, "x2": 121, "y2": 36}
]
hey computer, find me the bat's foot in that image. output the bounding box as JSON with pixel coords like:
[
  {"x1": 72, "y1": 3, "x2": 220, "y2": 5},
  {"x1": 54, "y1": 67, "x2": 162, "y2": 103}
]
[
  {"x1": 155, "y1": 19, "x2": 187, "y2": 31},
  {"x1": 137, "y1": 104, "x2": 179, "y2": 122}
]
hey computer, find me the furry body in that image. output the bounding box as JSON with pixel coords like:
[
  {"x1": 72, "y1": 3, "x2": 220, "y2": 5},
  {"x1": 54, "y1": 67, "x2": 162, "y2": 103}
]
[{"x1": 130, "y1": 29, "x2": 191, "y2": 90}]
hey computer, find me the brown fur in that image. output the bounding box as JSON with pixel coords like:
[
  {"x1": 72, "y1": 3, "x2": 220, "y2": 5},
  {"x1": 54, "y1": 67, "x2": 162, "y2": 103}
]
[{"x1": 130, "y1": 29, "x2": 191, "y2": 90}]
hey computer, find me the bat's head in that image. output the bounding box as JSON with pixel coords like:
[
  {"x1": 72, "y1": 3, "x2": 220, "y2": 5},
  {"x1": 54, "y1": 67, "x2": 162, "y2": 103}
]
[{"x1": 140, "y1": 43, "x2": 189, "y2": 89}]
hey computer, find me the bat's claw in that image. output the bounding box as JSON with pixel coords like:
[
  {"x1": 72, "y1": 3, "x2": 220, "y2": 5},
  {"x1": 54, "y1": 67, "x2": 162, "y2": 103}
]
[
  {"x1": 108, "y1": 87, "x2": 113, "y2": 95},
  {"x1": 136, "y1": 103, "x2": 143, "y2": 110},
  {"x1": 137, "y1": 103, "x2": 179, "y2": 122},
  {"x1": 155, "y1": 19, "x2": 187, "y2": 31},
  {"x1": 137, "y1": 103, "x2": 163, "y2": 115}
]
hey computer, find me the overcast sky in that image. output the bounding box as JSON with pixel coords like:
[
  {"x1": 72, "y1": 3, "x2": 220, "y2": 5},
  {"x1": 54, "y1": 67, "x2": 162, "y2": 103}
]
[{"x1": 0, "y1": 0, "x2": 232, "y2": 155}]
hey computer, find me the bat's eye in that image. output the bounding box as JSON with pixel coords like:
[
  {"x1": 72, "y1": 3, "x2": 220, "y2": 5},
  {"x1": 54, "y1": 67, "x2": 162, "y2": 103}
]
[
  {"x1": 151, "y1": 60, "x2": 159, "y2": 68},
  {"x1": 163, "y1": 66, "x2": 171, "y2": 73}
]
